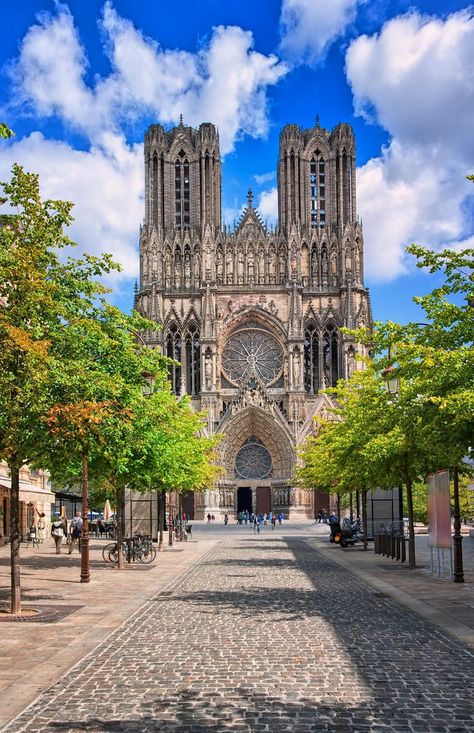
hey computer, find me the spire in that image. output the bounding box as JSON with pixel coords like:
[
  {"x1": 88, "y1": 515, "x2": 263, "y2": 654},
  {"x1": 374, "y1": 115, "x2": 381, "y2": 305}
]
[
  {"x1": 315, "y1": 113, "x2": 320, "y2": 128},
  {"x1": 179, "y1": 113, "x2": 183, "y2": 126},
  {"x1": 247, "y1": 188, "x2": 253, "y2": 208}
]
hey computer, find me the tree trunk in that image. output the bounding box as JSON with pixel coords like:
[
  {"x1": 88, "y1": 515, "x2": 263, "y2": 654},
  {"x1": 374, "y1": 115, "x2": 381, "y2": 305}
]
[
  {"x1": 349, "y1": 492, "x2": 353, "y2": 522},
  {"x1": 336, "y1": 494, "x2": 341, "y2": 519},
  {"x1": 452, "y1": 465, "x2": 464, "y2": 583},
  {"x1": 9, "y1": 462, "x2": 21, "y2": 614},
  {"x1": 406, "y1": 477, "x2": 416, "y2": 569},
  {"x1": 158, "y1": 490, "x2": 164, "y2": 551},
  {"x1": 168, "y1": 491, "x2": 174, "y2": 546},
  {"x1": 356, "y1": 490, "x2": 360, "y2": 520},
  {"x1": 115, "y1": 485, "x2": 124, "y2": 570},
  {"x1": 80, "y1": 455, "x2": 90, "y2": 583},
  {"x1": 362, "y1": 489, "x2": 368, "y2": 551}
]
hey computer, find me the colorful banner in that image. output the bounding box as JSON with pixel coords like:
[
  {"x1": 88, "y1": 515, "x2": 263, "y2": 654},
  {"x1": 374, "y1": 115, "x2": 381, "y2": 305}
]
[{"x1": 427, "y1": 469, "x2": 451, "y2": 549}]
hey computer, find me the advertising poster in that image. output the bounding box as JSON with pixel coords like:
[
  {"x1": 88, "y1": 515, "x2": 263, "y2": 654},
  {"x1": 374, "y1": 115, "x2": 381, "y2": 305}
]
[{"x1": 427, "y1": 469, "x2": 452, "y2": 549}]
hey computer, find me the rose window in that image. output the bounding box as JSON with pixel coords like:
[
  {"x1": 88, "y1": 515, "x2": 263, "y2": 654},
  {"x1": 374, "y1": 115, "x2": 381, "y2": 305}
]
[
  {"x1": 222, "y1": 328, "x2": 283, "y2": 386},
  {"x1": 235, "y1": 437, "x2": 272, "y2": 479}
]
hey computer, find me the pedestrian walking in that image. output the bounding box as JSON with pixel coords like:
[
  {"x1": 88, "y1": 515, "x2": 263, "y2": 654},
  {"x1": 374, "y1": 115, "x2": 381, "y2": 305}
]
[
  {"x1": 207, "y1": 513, "x2": 211, "y2": 525},
  {"x1": 271, "y1": 515, "x2": 276, "y2": 531},
  {"x1": 51, "y1": 512, "x2": 66, "y2": 554},
  {"x1": 224, "y1": 513, "x2": 229, "y2": 525},
  {"x1": 211, "y1": 514, "x2": 215, "y2": 523},
  {"x1": 317, "y1": 511, "x2": 322, "y2": 523},
  {"x1": 68, "y1": 511, "x2": 83, "y2": 554}
]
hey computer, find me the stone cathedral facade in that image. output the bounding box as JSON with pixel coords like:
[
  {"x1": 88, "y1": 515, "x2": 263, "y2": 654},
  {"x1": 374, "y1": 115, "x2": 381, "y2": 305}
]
[{"x1": 135, "y1": 117, "x2": 372, "y2": 520}]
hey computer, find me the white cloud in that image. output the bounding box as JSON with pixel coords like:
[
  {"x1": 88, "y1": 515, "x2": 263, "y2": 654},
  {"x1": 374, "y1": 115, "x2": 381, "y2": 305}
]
[
  {"x1": 254, "y1": 171, "x2": 275, "y2": 185},
  {"x1": 0, "y1": 132, "x2": 143, "y2": 290},
  {"x1": 280, "y1": 0, "x2": 362, "y2": 64},
  {"x1": 11, "y1": 2, "x2": 287, "y2": 154},
  {"x1": 257, "y1": 187, "x2": 278, "y2": 226},
  {"x1": 3, "y1": 2, "x2": 289, "y2": 291},
  {"x1": 346, "y1": 10, "x2": 474, "y2": 280}
]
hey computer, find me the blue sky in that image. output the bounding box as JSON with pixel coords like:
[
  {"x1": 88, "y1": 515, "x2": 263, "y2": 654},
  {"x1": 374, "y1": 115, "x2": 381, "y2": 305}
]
[{"x1": 1, "y1": 0, "x2": 473, "y2": 323}]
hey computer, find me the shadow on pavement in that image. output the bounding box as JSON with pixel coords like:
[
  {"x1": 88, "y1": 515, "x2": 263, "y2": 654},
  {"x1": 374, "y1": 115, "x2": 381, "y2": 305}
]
[{"x1": 46, "y1": 690, "x2": 375, "y2": 732}]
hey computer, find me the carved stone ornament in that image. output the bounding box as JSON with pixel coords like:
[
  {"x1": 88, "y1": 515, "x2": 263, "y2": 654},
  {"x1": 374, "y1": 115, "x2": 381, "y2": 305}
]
[{"x1": 222, "y1": 328, "x2": 283, "y2": 386}]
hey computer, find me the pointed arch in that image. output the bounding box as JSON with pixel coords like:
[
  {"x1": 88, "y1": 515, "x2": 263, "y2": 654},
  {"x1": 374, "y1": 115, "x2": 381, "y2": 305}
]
[
  {"x1": 184, "y1": 320, "x2": 201, "y2": 395},
  {"x1": 304, "y1": 319, "x2": 320, "y2": 394},
  {"x1": 322, "y1": 320, "x2": 340, "y2": 387},
  {"x1": 165, "y1": 321, "x2": 182, "y2": 394}
]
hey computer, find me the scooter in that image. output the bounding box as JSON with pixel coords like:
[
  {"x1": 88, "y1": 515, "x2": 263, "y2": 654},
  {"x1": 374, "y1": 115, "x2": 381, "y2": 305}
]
[{"x1": 330, "y1": 520, "x2": 364, "y2": 548}]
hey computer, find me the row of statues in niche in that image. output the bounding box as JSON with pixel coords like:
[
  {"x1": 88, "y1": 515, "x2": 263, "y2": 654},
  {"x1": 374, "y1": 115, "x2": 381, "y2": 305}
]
[
  {"x1": 215, "y1": 248, "x2": 286, "y2": 286},
  {"x1": 149, "y1": 241, "x2": 361, "y2": 289}
]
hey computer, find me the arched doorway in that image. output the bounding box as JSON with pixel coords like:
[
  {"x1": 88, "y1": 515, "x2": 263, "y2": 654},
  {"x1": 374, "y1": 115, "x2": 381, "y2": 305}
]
[{"x1": 237, "y1": 487, "x2": 252, "y2": 513}]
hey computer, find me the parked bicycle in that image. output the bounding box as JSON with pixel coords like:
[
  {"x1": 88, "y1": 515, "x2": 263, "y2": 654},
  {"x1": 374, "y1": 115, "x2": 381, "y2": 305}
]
[{"x1": 102, "y1": 534, "x2": 156, "y2": 564}]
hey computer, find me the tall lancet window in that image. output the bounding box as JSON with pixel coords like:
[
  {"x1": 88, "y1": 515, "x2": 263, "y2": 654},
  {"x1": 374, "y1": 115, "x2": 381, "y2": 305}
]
[
  {"x1": 323, "y1": 323, "x2": 339, "y2": 387},
  {"x1": 166, "y1": 323, "x2": 182, "y2": 394},
  {"x1": 304, "y1": 322, "x2": 319, "y2": 394},
  {"x1": 175, "y1": 151, "x2": 190, "y2": 229},
  {"x1": 185, "y1": 323, "x2": 201, "y2": 395},
  {"x1": 310, "y1": 151, "x2": 326, "y2": 229}
]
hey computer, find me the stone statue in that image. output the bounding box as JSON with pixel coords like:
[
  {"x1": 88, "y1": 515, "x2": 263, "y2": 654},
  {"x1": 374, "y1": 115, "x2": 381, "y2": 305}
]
[
  {"x1": 205, "y1": 352, "x2": 213, "y2": 390},
  {"x1": 345, "y1": 247, "x2": 351, "y2": 272},
  {"x1": 204, "y1": 241, "x2": 212, "y2": 278},
  {"x1": 354, "y1": 245, "x2": 361, "y2": 275},
  {"x1": 292, "y1": 350, "x2": 301, "y2": 387},
  {"x1": 216, "y1": 251, "x2": 223, "y2": 283},
  {"x1": 226, "y1": 251, "x2": 233, "y2": 283},
  {"x1": 247, "y1": 253, "x2": 254, "y2": 281},
  {"x1": 174, "y1": 253, "x2": 181, "y2": 288},
  {"x1": 194, "y1": 253, "x2": 201, "y2": 286},
  {"x1": 279, "y1": 252, "x2": 286, "y2": 283},
  {"x1": 268, "y1": 250, "x2": 276, "y2": 283},
  {"x1": 184, "y1": 251, "x2": 191, "y2": 287},
  {"x1": 321, "y1": 249, "x2": 328, "y2": 280},
  {"x1": 290, "y1": 249, "x2": 297, "y2": 277},
  {"x1": 258, "y1": 250, "x2": 265, "y2": 283},
  {"x1": 164, "y1": 254, "x2": 171, "y2": 286},
  {"x1": 237, "y1": 250, "x2": 244, "y2": 283},
  {"x1": 330, "y1": 248, "x2": 337, "y2": 276}
]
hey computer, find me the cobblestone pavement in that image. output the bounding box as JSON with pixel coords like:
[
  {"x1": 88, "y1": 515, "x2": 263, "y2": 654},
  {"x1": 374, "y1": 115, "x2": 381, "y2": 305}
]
[{"x1": 3, "y1": 527, "x2": 474, "y2": 733}]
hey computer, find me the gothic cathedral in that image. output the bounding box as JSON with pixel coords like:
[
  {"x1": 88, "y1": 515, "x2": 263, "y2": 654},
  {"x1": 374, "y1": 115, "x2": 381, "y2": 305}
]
[{"x1": 135, "y1": 117, "x2": 372, "y2": 520}]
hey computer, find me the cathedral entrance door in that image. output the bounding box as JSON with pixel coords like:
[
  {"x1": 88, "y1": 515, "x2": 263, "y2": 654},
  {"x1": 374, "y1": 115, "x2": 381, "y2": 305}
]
[
  {"x1": 237, "y1": 487, "x2": 252, "y2": 514},
  {"x1": 256, "y1": 487, "x2": 271, "y2": 516}
]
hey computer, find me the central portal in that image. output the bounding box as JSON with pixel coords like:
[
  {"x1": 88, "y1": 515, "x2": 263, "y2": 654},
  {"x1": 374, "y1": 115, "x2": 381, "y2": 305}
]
[{"x1": 237, "y1": 487, "x2": 252, "y2": 513}]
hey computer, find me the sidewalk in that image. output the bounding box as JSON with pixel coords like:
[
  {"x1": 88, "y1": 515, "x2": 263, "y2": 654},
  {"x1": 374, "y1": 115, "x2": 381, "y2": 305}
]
[
  {"x1": 0, "y1": 534, "x2": 218, "y2": 729},
  {"x1": 307, "y1": 524, "x2": 474, "y2": 649}
]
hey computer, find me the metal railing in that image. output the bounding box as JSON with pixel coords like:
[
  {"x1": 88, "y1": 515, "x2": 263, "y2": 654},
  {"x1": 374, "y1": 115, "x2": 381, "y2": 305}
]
[{"x1": 374, "y1": 524, "x2": 407, "y2": 563}]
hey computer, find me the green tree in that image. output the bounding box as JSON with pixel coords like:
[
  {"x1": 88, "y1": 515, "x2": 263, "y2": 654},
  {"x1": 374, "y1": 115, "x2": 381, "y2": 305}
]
[{"x1": 0, "y1": 165, "x2": 117, "y2": 612}]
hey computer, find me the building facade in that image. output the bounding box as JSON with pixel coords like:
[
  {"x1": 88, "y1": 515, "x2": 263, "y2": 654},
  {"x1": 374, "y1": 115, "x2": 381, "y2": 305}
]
[{"x1": 135, "y1": 116, "x2": 372, "y2": 520}]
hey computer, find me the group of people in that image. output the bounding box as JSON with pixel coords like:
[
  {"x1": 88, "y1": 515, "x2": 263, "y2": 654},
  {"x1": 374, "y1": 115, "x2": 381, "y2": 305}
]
[
  {"x1": 225, "y1": 510, "x2": 284, "y2": 532},
  {"x1": 50, "y1": 511, "x2": 84, "y2": 555},
  {"x1": 206, "y1": 513, "x2": 216, "y2": 524}
]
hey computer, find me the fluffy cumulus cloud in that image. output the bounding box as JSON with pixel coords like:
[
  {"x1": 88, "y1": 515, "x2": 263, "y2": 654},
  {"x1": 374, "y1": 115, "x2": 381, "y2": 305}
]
[
  {"x1": 347, "y1": 10, "x2": 474, "y2": 280},
  {"x1": 3, "y1": 2, "x2": 288, "y2": 291},
  {"x1": 10, "y1": 2, "x2": 287, "y2": 154},
  {"x1": 279, "y1": 0, "x2": 362, "y2": 64},
  {"x1": 0, "y1": 132, "x2": 143, "y2": 291}
]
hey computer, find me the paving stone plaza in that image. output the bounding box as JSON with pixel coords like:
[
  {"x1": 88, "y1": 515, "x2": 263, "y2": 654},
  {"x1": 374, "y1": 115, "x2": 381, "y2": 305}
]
[{"x1": 3, "y1": 524, "x2": 474, "y2": 733}]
